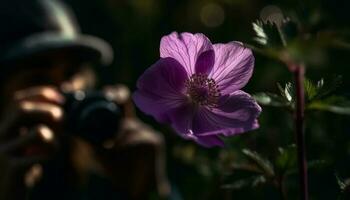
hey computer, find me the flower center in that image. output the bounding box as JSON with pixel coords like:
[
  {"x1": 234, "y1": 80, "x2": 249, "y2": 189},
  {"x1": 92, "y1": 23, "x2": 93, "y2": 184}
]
[{"x1": 185, "y1": 73, "x2": 220, "y2": 107}]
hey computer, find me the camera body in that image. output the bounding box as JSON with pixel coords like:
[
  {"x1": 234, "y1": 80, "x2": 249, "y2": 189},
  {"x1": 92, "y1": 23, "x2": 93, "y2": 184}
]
[{"x1": 63, "y1": 90, "x2": 121, "y2": 145}]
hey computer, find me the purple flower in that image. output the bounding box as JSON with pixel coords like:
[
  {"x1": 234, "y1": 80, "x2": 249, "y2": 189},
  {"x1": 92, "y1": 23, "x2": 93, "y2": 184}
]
[{"x1": 133, "y1": 32, "x2": 261, "y2": 147}]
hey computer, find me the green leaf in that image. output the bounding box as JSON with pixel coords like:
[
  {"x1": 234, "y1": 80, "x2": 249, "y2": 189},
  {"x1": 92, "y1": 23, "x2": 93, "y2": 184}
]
[
  {"x1": 303, "y1": 76, "x2": 350, "y2": 115},
  {"x1": 253, "y1": 92, "x2": 289, "y2": 107},
  {"x1": 222, "y1": 164, "x2": 265, "y2": 189},
  {"x1": 335, "y1": 174, "x2": 350, "y2": 192},
  {"x1": 255, "y1": 76, "x2": 345, "y2": 113},
  {"x1": 252, "y1": 20, "x2": 285, "y2": 47},
  {"x1": 252, "y1": 18, "x2": 301, "y2": 49},
  {"x1": 254, "y1": 82, "x2": 296, "y2": 110},
  {"x1": 275, "y1": 144, "x2": 297, "y2": 174},
  {"x1": 242, "y1": 149, "x2": 275, "y2": 177},
  {"x1": 280, "y1": 18, "x2": 299, "y2": 44},
  {"x1": 304, "y1": 76, "x2": 342, "y2": 101},
  {"x1": 307, "y1": 96, "x2": 350, "y2": 115},
  {"x1": 277, "y1": 82, "x2": 294, "y2": 103},
  {"x1": 221, "y1": 175, "x2": 266, "y2": 189},
  {"x1": 304, "y1": 78, "x2": 317, "y2": 101},
  {"x1": 314, "y1": 75, "x2": 342, "y2": 99},
  {"x1": 252, "y1": 21, "x2": 268, "y2": 46}
]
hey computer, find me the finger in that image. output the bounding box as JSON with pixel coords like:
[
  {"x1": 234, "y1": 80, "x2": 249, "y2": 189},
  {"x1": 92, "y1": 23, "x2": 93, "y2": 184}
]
[
  {"x1": 36, "y1": 125, "x2": 55, "y2": 143},
  {"x1": 0, "y1": 102, "x2": 62, "y2": 140},
  {"x1": 20, "y1": 101, "x2": 64, "y2": 125},
  {"x1": 0, "y1": 125, "x2": 55, "y2": 153},
  {"x1": 104, "y1": 84, "x2": 130, "y2": 104},
  {"x1": 24, "y1": 164, "x2": 43, "y2": 188},
  {"x1": 104, "y1": 84, "x2": 134, "y2": 117},
  {"x1": 14, "y1": 86, "x2": 65, "y2": 105}
]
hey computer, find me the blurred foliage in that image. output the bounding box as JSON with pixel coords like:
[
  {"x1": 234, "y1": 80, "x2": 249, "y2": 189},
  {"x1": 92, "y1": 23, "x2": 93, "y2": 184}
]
[
  {"x1": 64, "y1": 0, "x2": 350, "y2": 199},
  {"x1": 222, "y1": 146, "x2": 325, "y2": 198},
  {"x1": 336, "y1": 174, "x2": 350, "y2": 200},
  {"x1": 254, "y1": 75, "x2": 350, "y2": 115}
]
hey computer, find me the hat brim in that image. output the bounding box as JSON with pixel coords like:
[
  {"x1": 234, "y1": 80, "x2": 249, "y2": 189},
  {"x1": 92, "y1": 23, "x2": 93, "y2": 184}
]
[{"x1": 0, "y1": 32, "x2": 114, "y2": 66}]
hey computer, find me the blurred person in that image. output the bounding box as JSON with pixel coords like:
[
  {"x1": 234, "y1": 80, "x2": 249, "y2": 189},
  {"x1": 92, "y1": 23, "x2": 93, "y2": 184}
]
[{"x1": 0, "y1": 0, "x2": 169, "y2": 199}]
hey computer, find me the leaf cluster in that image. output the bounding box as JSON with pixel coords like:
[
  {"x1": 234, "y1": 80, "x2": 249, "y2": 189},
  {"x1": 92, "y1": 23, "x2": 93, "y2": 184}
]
[
  {"x1": 222, "y1": 145, "x2": 325, "y2": 191},
  {"x1": 254, "y1": 76, "x2": 350, "y2": 115},
  {"x1": 251, "y1": 19, "x2": 350, "y2": 66}
]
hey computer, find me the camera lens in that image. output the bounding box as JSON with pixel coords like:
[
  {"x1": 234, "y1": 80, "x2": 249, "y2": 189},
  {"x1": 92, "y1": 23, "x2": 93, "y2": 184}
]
[{"x1": 64, "y1": 90, "x2": 121, "y2": 145}]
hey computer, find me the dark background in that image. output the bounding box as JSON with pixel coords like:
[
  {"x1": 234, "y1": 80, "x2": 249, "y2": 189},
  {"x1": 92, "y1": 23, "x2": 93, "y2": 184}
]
[{"x1": 64, "y1": 0, "x2": 350, "y2": 199}]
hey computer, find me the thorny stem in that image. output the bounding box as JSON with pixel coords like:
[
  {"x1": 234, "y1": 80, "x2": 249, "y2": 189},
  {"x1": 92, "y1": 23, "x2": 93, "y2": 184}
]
[{"x1": 292, "y1": 64, "x2": 308, "y2": 200}]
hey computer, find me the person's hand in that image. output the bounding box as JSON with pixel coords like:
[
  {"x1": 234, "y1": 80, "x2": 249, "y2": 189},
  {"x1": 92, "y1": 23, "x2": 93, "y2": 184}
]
[
  {"x1": 97, "y1": 85, "x2": 170, "y2": 199},
  {"x1": 0, "y1": 86, "x2": 63, "y2": 199}
]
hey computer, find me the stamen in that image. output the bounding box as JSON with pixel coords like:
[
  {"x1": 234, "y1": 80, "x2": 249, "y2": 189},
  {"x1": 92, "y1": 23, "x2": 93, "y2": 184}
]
[{"x1": 185, "y1": 73, "x2": 221, "y2": 107}]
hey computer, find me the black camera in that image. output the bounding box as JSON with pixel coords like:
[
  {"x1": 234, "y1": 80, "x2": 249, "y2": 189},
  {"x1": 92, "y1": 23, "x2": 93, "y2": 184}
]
[{"x1": 63, "y1": 90, "x2": 121, "y2": 145}]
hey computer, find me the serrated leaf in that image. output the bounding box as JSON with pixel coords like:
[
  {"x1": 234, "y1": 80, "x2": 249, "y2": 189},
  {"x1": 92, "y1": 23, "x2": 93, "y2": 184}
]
[
  {"x1": 221, "y1": 178, "x2": 253, "y2": 190},
  {"x1": 336, "y1": 174, "x2": 350, "y2": 192},
  {"x1": 222, "y1": 165, "x2": 264, "y2": 189},
  {"x1": 307, "y1": 96, "x2": 350, "y2": 115},
  {"x1": 314, "y1": 75, "x2": 342, "y2": 99},
  {"x1": 277, "y1": 82, "x2": 294, "y2": 103},
  {"x1": 280, "y1": 18, "x2": 299, "y2": 43},
  {"x1": 253, "y1": 92, "x2": 288, "y2": 107},
  {"x1": 252, "y1": 20, "x2": 285, "y2": 47},
  {"x1": 252, "y1": 21, "x2": 268, "y2": 45},
  {"x1": 304, "y1": 78, "x2": 317, "y2": 101},
  {"x1": 284, "y1": 83, "x2": 293, "y2": 102},
  {"x1": 317, "y1": 78, "x2": 324, "y2": 88},
  {"x1": 242, "y1": 149, "x2": 275, "y2": 177},
  {"x1": 304, "y1": 76, "x2": 342, "y2": 101},
  {"x1": 336, "y1": 174, "x2": 347, "y2": 191},
  {"x1": 221, "y1": 175, "x2": 266, "y2": 190},
  {"x1": 275, "y1": 145, "x2": 297, "y2": 174}
]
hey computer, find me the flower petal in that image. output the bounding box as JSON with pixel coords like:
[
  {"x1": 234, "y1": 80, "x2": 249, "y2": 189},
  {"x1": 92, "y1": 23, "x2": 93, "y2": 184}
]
[
  {"x1": 195, "y1": 135, "x2": 225, "y2": 147},
  {"x1": 160, "y1": 32, "x2": 213, "y2": 75},
  {"x1": 195, "y1": 50, "x2": 215, "y2": 74},
  {"x1": 192, "y1": 90, "x2": 261, "y2": 136},
  {"x1": 166, "y1": 104, "x2": 224, "y2": 147},
  {"x1": 132, "y1": 57, "x2": 188, "y2": 122},
  {"x1": 166, "y1": 103, "x2": 194, "y2": 135},
  {"x1": 209, "y1": 42, "x2": 254, "y2": 94}
]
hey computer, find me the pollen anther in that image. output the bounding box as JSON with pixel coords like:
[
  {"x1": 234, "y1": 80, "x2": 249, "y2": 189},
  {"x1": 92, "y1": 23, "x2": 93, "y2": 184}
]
[{"x1": 185, "y1": 73, "x2": 221, "y2": 107}]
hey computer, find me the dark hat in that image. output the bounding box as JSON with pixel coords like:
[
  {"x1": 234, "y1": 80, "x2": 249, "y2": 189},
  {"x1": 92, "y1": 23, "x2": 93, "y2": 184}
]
[{"x1": 0, "y1": 0, "x2": 113, "y2": 66}]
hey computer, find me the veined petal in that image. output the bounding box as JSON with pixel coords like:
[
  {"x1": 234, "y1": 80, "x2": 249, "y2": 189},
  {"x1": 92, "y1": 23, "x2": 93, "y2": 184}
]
[
  {"x1": 136, "y1": 57, "x2": 188, "y2": 93},
  {"x1": 133, "y1": 91, "x2": 185, "y2": 122},
  {"x1": 194, "y1": 50, "x2": 215, "y2": 74},
  {"x1": 195, "y1": 135, "x2": 225, "y2": 147},
  {"x1": 166, "y1": 103, "x2": 194, "y2": 135},
  {"x1": 192, "y1": 90, "x2": 261, "y2": 136},
  {"x1": 160, "y1": 32, "x2": 213, "y2": 75},
  {"x1": 209, "y1": 42, "x2": 254, "y2": 94},
  {"x1": 167, "y1": 104, "x2": 224, "y2": 147},
  {"x1": 133, "y1": 57, "x2": 188, "y2": 122}
]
